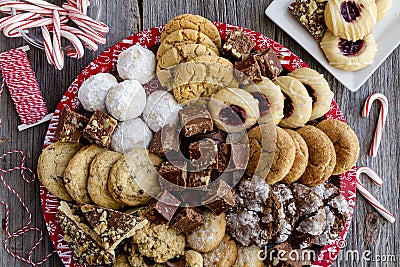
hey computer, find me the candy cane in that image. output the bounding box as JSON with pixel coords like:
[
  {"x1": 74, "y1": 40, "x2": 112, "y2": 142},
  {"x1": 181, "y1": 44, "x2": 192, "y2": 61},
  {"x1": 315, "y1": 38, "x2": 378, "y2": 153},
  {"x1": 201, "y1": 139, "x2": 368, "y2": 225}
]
[
  {"x1": 356, "y1": 167, "x2": 395, "y2": 223},
  {"x1": 23, "y1": 0, "x2": 65, "y2": 11},
  {"x1": 61, "y1": 25, "x2": 98, "y2": 50},
  {"x1": 41, "y1": 25, "x2": 55, "y2": 65},
  {"x1": 51, "y1": 10, "x2": 64, "y2": 70},
  {"x1": 61, "y1": 30, "x2": 84, "y2": 58},
  {"x1": 362, "y1": 93, "x2": 388, "y2": 157},
  {"x1": 0, "y1": 12, "x2": 40, "y2": 30},
  {"x1": 63, "y1": 3, "x2": 109, "y2": 33},
  {"x1": 3, "y1": 17, "x2": 53, "y2": 37}
]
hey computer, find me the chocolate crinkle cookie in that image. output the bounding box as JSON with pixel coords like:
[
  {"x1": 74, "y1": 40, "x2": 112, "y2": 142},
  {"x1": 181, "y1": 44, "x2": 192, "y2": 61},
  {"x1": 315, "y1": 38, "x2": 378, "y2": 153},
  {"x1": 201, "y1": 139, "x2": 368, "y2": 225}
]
[
  {"x1": 312, "y1": 182, "x2": 351, "y2": 246},
  {"x1": 289, "y1": 183, "x2": 327, "y2": 249},
  {"x1": 226, "y1": 176, "x2": 283, "y2": 247}
]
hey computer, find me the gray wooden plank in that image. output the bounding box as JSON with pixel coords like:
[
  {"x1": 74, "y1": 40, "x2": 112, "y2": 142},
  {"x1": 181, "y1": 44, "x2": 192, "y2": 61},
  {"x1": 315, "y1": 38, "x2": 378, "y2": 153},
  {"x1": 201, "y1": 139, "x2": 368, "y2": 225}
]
[{"x1": 0, "y1": 1, "x2": 139, "y2": 266}]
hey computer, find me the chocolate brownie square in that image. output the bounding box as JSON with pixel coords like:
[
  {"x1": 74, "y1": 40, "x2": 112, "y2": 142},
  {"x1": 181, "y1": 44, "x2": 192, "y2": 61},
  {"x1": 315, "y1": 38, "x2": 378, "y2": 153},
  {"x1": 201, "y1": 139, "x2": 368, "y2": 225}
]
[
  {"x1": 254, "y1": 48, "x2": 283, "y2": 79},
  {"x1": 189, "y1": 138, "x2": 218, "y2": 171},
  {"x1": 222, "y1": 29, "x2": 256, "y2": 60},
  {"x1": 170, "y1": 207, "x2": 205, "y2": 234},
  {"x1": 217, "y1": 143, "x2": 249, "y2": 172},
  {"x1": 179, "y1": 106, "x2": 213, "y2": 138},
  {"x1": 203, "y1": 180, "x2": 236, "y2": 215},
  {"x1": 187, "y1": 170, "x2": 211, "y2": 189},
  {"x1": 83, "y1": 110, "x2": 117, "y2": 148},
  {"x1": 234, "y1": 54, "x2": 262, "y2": 83},
  {"x1": 149, "y1": 125, "x2": 181, "y2": 159},
  {"x1": 144, "y1": 190, "x2": 181, "y2": 224},
  {"x1": 158, "y1": 161, "x2": 187, "y2": 191},
  {"x1": 55, "y1": 106, "x2": 88, "y2": 142}
]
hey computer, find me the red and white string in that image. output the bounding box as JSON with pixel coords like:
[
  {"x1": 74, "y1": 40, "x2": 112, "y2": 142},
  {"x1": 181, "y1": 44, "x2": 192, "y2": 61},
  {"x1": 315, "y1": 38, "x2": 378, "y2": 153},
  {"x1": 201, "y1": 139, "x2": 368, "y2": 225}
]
[
  {"x1": 0, "y1": 47, "x2": 48, "y2": 125},
  {"x1": 0, "y1": 150, "x2": 56, "y2": 266},
  {"x1": 356, "y1": 167, "x2": 396, "y2": 223},
  {"x1": 362, "y1": 93, "x2": 388, "y2": 157},
  {"x1": 0, "y1": 0, "x2": 109, "y2": 70}
]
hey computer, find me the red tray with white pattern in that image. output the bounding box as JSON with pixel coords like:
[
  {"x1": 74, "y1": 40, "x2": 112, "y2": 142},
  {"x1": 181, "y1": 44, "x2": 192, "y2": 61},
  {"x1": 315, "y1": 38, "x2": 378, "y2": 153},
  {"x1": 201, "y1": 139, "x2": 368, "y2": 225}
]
[{"x1": 41, "y1": 23, "x2": 357, "y2": 267}]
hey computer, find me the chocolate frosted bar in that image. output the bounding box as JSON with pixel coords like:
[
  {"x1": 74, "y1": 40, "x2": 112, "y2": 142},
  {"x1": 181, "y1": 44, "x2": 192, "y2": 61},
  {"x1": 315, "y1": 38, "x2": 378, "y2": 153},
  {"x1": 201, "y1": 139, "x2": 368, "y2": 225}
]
[
  {"x1": 150, "y1": 125, "x2": 182, "y2": 159},
  {"x1": 158, "y1": 161, "x2": 187, "y2": 191},
  {"x1": 217, "y1": 143, "x2": 250, "y2": 172},
  {"x1": 234, "y1": 54, "x2": 263, "y2": 83},
  {"x1": 179, "y1": 106, "x2": 213, "y2": 138},
  {"x1": 145, "y1": 190, "x2": 181, "y2": 224},
  {"x1": 55, "y1": 106, "x2": 88, "y2": 142},
  {"x1": 222, "y1": 29, "x2": 256, "y2": 60},
  {"x1": 187, "y1": 170, "x2": 211, "y2": 189},
  {"x1": 170, "y1": 207, "x2": 205, "y2": 234},
  {"x1": 254, "y1": 48, "x2": 283, "y2": 79},
  {"x1": 83, "y1": 110, "x2": 117, "y2": 148},
  {"x1": 288, "y1": 0, "x2": 327, "y2": 43},
  {"x1": 203, "y1": 180, "x2": 236, "y2": 215},
  {"x1": 189, "y1": 138, "x2": 218, "y2": 171}
]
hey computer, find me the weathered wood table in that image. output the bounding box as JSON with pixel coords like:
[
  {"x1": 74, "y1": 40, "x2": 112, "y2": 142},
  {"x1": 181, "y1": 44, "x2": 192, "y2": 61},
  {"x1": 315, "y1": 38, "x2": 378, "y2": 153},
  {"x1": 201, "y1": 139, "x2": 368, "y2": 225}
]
[{"x1": 0, "y1": 1, "x2": 398, "y2": 266}]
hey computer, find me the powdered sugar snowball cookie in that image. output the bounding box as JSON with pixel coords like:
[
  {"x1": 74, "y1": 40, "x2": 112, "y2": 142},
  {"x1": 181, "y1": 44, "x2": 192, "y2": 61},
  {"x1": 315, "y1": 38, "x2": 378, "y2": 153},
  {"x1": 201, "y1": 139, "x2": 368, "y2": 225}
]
[
  {"x1": 78, "y1": 73, "x2": 118, "y2": 112},
  {"x1": 106, "y1": 80, "x2": 146, "y2": 121},
  {"x1": 143, "y1": 90, "x2": 182, "y2": 132},
  {"x1": 111, "y1": 118, "x2": 153, "y2": 153},
  {"x1": 117, "y1": 44, "x2": 156, "y2": 83}
]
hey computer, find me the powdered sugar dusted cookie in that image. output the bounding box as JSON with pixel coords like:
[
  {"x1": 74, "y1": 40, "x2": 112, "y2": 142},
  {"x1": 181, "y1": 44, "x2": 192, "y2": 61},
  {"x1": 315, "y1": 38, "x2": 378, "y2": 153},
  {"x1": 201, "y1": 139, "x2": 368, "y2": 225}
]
[
  {"x1": 143, "y1": 90, "x2": 182, "y2": 132},
  {"x1": 111, "y1": 118, "x2": 153, "y2": 153},
  {"x1": 290, "y1": 183, "x2": 326, "y2": 249},
  {"x1": 202, "y1": 234, "x2": 238, "y2": 267},
  {"x1": 272, "y1": 183, "x2": 297, "y2": 244},
  {"x1": 78, "y1": 73, "x2": 118, "y2": 112},
  {"x1": 106, "y1": 80, "x2": 146, "y2": 121},
  {"x1": 233, "y1": 245, "x2": 264, "y2": 267},
  {"x1": 117, "y1": 44, "x2": 156, "y2": 83},
  {"x1": 312, "y1": 182, "x2": 351, "y2": 246}
]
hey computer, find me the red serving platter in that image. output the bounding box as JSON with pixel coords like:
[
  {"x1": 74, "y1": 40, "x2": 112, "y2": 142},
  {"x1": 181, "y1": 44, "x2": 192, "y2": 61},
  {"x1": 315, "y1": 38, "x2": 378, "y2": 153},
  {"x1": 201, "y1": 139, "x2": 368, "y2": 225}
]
[{"x1": 41, "y1": 23, "x2": 357, "y2": 267}]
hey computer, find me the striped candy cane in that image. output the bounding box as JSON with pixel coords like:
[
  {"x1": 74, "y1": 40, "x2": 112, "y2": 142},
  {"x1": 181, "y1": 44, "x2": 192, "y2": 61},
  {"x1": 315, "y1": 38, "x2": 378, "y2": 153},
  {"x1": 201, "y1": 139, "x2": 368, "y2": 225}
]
[
  {"x1": 356, "y1": 167, "x2": 395, "y2": 223},
  {"x1": 362, "y1": 93, "x2": 388, "y2": 157}
]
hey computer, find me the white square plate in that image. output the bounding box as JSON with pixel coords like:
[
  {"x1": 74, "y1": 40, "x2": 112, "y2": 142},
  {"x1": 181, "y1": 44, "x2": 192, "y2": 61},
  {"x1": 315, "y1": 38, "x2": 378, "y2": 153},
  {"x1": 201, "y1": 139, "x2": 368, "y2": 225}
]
[{"x1": 265, "y1": 0, "x2": 400, "y2": 92}]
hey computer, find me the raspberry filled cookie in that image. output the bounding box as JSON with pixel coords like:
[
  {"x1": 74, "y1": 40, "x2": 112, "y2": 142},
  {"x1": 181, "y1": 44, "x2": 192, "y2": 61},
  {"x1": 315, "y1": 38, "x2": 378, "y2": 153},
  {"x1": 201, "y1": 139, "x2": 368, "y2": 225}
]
[
  {"x1": 288, "y1": 68, "x2": 334, "y2": 120},
  {"x1": 274, "y1": 76, "x2": 313, "y2": 128},
  {"x1": 321, "y1": 30, "x2": 377, "y2": 71},
  {"x1": 324, "y1": 0, "x2": 377, "y2": 42}
]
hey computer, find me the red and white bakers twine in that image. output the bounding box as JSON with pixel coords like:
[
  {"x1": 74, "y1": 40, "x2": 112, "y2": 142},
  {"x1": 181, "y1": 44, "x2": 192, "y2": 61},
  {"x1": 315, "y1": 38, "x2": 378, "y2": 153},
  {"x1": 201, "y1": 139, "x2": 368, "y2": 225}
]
[
  {"x1": 0, "y1": 0, "x2": 109, "y2": 70},
  {"x1": 362, "y1": 93, "x2": 388, "y2": 157},
  {"x1": 0, "y1": 46, "x2": 53, "y2": 129},
  {"x1": 0, "y1": 150, "x2": 56, "y2": 266},
  {"x1": 356, "y1": 167, "x2": 396, "y2": 223}
]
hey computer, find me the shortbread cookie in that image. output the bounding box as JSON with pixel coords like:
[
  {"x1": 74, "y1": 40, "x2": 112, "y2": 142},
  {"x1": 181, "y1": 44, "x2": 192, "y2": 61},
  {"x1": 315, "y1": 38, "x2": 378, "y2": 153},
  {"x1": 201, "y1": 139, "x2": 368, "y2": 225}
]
[
  {"x1": 58, "y1": 201, "x2": 115, "y2": 265},
  {"x1": 186, "y1": 210, "x2": 226, "y2": 253},
  {"x1": 37, "y1": 141, "x2": 83, "y2": 201},
  {"x1": 160, "y1": 14, "x2": 221, "y2": 48},
  {"x1": 64, "y1": 145, "x2": 107, "y2": 203},
  {"x1": 131, "y1": 222, "x2": 185, "y2": 263},
  {"x1": 376, "y1": 0, "x2": 393, "y2": 20},
  {"x1": 320, "y1": 30, "x2": 377, "y2": 71},
  {"x1": 245, "y1": 77, "x2": 285, "y2": 125},
  {"x1": 288, "y1": 68, "x2": 334, "y2": 120},
  {"x1": 88, "y1": 151, "x2": 125, "y2": 209},
  {"x1": 312, "y1": 182, "x2": 351, "y2": 246},
  {"x1": 208, "y1": 88, "x2": 260, "y2": 132},
  {"x1": 156, "y1": 29, "x2": 219, "y2": 60},
  {"x1": 266, "y1": 127, "x2": 296, "y2": 185},
  {"x1": 271, "y1": 183, "x2": 297, "y2": 243},
  {"x1": 296, "y1": 126, "x2": 336, "y2": 186},
  {"x1": 108, "y1": 148, "x2": 160, "y2": 206},
  {"x1": 290, "y1": 183, "x2": 326, "y2": 249},
  {"x1": 325, "y1": 0, "x2": 377, "y2": 41},
  {"x1": 317, "y1": 119, "x2": 359, "y2": 175},
  {"x1": 274, "y1": 76, "x2": 313, "y2": 128},
  {"x1": 202, "y1": 235, "x2": 238, "y2": 267},
  {"x1": 288, "y1": 0, "x2": 328, "y2": 43},
  {"x1": 233, "y1": 245, "x2": 264, "y2": 267},
  {"x1": 282, "y1": 129, "x2": 308, "y2": 183},
  {"x1": 156, "y1": 43, "x2": 218, "y2": 72}
]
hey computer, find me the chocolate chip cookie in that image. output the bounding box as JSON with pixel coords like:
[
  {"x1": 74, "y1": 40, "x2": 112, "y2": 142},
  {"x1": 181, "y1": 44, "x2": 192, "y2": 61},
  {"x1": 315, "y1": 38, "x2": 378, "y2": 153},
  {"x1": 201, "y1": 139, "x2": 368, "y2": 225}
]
[{"x1": 37, "y1": 141, "x2": 83, "y2": 201}]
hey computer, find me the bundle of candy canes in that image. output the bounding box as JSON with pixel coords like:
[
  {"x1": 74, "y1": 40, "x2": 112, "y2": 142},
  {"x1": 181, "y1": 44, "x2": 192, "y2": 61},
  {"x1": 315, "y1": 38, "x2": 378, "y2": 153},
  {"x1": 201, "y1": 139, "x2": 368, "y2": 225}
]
[{"x1": 0, "y1": 0, "x2": 109, "y2": 70}]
